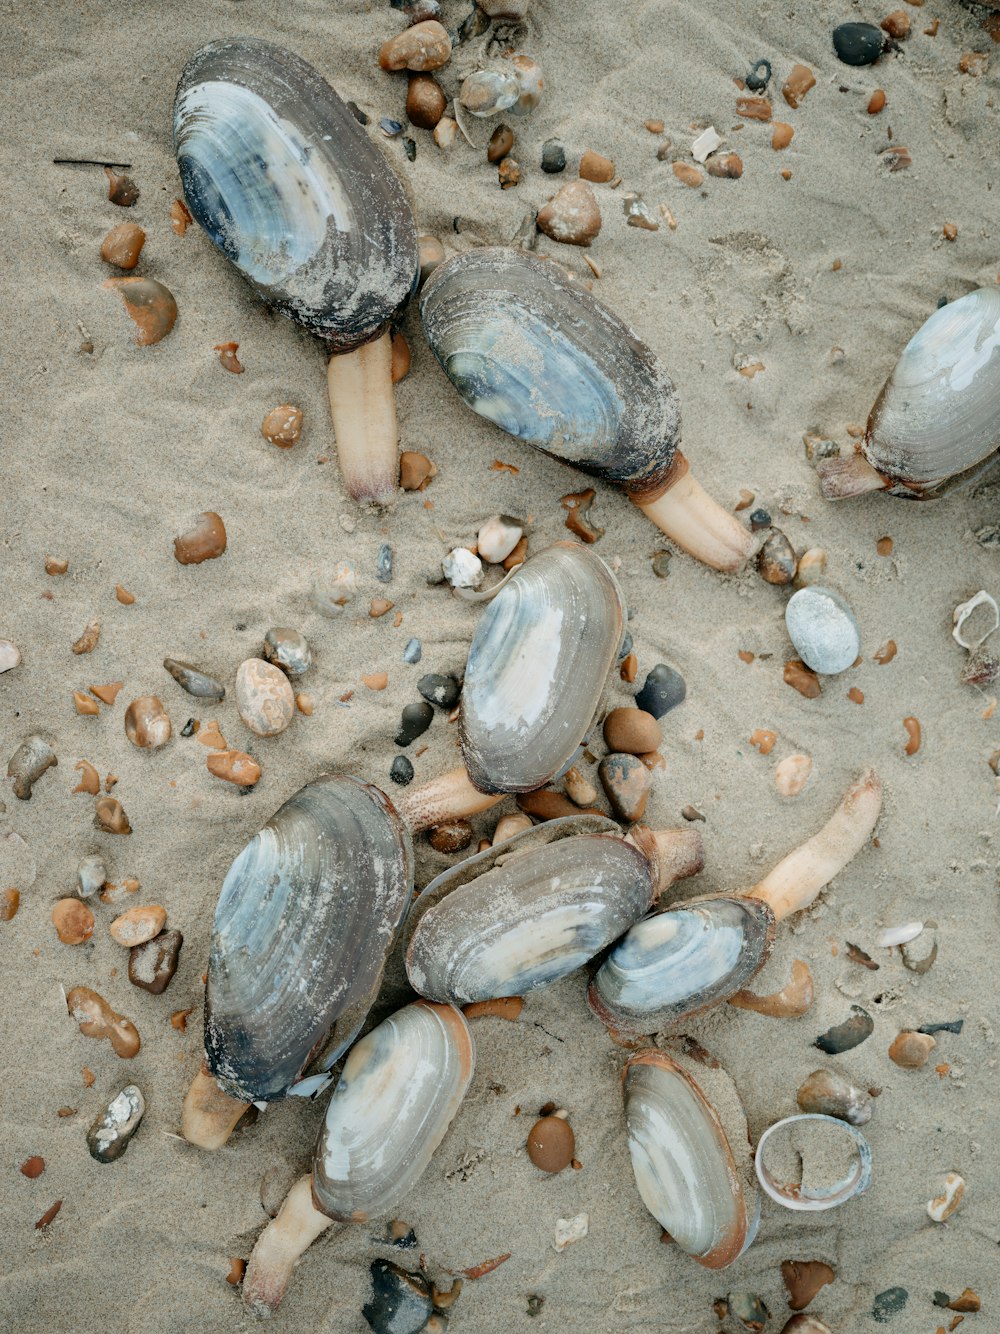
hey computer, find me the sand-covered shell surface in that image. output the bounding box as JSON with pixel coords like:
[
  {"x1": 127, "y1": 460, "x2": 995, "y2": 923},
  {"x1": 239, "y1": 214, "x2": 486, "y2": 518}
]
[
  {"x1": 405, "y1": 816, "x2": 655, "y2": 1002},
  {"x1": 173, "y1": 39, "x2": 418, "y2": 350},
  {"x1": 204, "y1": 775, "x2": 413, "y2": 1102},
  {"x1": 589, "y1": 894, "x2": 775, "y2": 1033},
  {"x1": 420, "y1": 247, "x2": 681, "y2": 502},
  {"x1": 460, "y1": 542, "x2": 624, "y2": 794},
  {"x1": 312, "y1": 1001, "x2": 473, "y2": 1222},
  {"x1": 624, "y1": 1048, "x2": 757, "y2": 1269}
]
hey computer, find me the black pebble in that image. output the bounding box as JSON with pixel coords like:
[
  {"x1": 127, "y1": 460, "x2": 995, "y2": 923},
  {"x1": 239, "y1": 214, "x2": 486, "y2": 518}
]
[
  {"x1": 635, "y1": 664, "x2": 686, "y2": 719},
  {"x1": 181, "y1": 718, "x2": 196, "y2": 737},
  {"x1": 832, "y1": 22, "x2": 884, "y2": 66},
  {"x1": 872, "y1": 1287, "x2": 908, "y2": 1323},
  {"x1": 403, "y1": 137, "x2": 416, "y2": 162},
  {"x1": 395, "y1": 701, "x2": 434, "y2": 746},
  {"x1": 749, "y1": 508, "x2": 772, "y2": 532},
  {"x1": 617, "y1": 631, "x2": 633, "y2": 662},
  {"x1": 745, "y1": 58, "x2": 772, "y2": 91},
  {"x1": 380, "y1": 118, "x2": 403, "y2": 137},
  {"x1": 814, "y1": 1005, "x2": 874, "y2": 1054},
  {"x1": 362, "y1": 1260, "x2": 433, "y2": 1334},
  {"x1": 418, "y1": 673, "x2": 461, "y2": 709},
  {"x1": 377, "y1": 543, "x2": 394, "y2": 584},
  {"x1": 390, "y1": 756, "x2": 414, "y2": 786},
  {"x1": 541, "y1": 139, "x2": 566, "y2": 173}
]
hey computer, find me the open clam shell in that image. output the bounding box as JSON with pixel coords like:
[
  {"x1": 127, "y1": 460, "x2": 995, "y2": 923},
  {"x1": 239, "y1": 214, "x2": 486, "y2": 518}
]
[
  {"x1": 205, "y1": 775, "x2": 413, "y2": 1102},
  {"x1": 624, "y1": 1048, "x2": 757, "y2": 1268},
  {"x1": 405, "y1": 815, "x2": 655, "y2": 1002},
  {"x1": 865, "y1": 288, "x2": 1000, "y2": 496},
  {"x1": 174, "y1": 39, "x2": 418, "y2": 350},
  {"x1": 588, "y1": 894, "x2": 775, "y2": 1034},
  {"x1": 312, "y1": 1000, "x2": 473, "y2": 1222},
  {"x1": 461, "y1": 542, "x2": 624, "y2": 794},
  {"x1": 420, "y1": 247, "x2": 681, "y2": 503}
]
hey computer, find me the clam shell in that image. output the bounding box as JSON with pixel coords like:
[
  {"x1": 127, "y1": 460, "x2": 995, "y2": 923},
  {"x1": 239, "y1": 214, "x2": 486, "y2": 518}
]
[
  {"x1": 754, "y1": 1113, "x2": 872, "y2": 1211},
  {"x1": 865, "y1": 288, "x2": 1000, "y2": 494},
  {"x1": 312, "y1": 1000, "x2": 473, "y2": 1222},
  {"x1": 420, "y1": 247, "x2": 680, "y2": 502},
  {"x1": 205, "y1": 775, "x2": 413, "y2": 1101},
  {"x1": 405, "y1": 815, "x2": 654, "y2": 1002},
  {"x1": 461, "y1": 542, "x2": 624, "y2": 794},
  {"x1": 588, "y1": 894, "x2": 775, "y2": 1034},
  {"x1": 624, "y1": 1049, "x2": 755, "y2": 1268},
  {"x1": 174, "y1": 39, "x2": 418, "y2": 350}
]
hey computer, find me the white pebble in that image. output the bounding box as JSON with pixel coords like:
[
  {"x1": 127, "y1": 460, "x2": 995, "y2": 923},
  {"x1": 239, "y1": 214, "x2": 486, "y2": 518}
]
[
  {"x1": 875, "y1": 921, "x2": 923, "y2": 949},
  {"x1": 691, "y1": 126, "x2": 722, "y2": 162},
  {"x1": 774, "y1": 753, "x2": 812, "y2": 797},
  {"x1": 553, "y1": 1213, "x2": 589, "y2": 1252},
  {"x1": 477, "y1": 515, "x2": 523, "y2": 565},
  {"x1": 443, "y1": 547, "x2": 483, "y2": 589},
  {"x1": 785, "y1": 586, "x2": 860, "y2": 675}
]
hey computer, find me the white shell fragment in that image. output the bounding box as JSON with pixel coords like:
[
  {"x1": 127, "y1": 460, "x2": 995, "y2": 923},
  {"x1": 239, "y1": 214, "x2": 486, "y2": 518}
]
[
  {"x1": 927, "y1": 1171, "x2": 965, "y2": 1222},
  {"x1": 443, "y1": 547, "x2": 484, "y2": 589},
  {"x1": 77, "y1": 855, "x2": 107, "y2": 898},
  {"x1": 311, "y1": 562, "x2": 357, "y2": 616},
  {"x1": 476, "y1": 515, "x2": 523, "y2": 565},
  {"x1": 754, "y1": 1113, "x2": 872, "y2": 1211},
  {"x1": 875, "y1": 921, "x2": 923, "y2": 949},
  {"x1": 553, "y1": 1213, "x2": 589, "y2": 1252},
  {"x1": 0, "y1": 640, "x2": 21, "y2": 674},
  {"x1": 952, "y1": 591, "x2": 998, "y2": 651},
  {"x1": 785, "y1": 586, "x2": 860, "y2": 676},
  {"x1": 691, "y1": 127, "x2": 722, "y2": 162}
]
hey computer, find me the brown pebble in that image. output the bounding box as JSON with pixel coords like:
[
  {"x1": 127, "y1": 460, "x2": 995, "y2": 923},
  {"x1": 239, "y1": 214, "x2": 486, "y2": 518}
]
[
  {"x1": 579, "y1": 150, "x2": 615, "y2": 183},
  {"x1": 736, "y1": 95, "x2": 772, "y2": 120},
  {"x1": 672, "y1": 161, "x2": 704, "y2": 188},
  {"x1": 91, "y1": 682, "x2": 123, "y2": 706},
  {"x1": 749, "y1": 729, "x2": 777, "y2": 756},
  {"x1": 429, "y1": 820, "x2": 473, "y2": 854},
  {"x1": 207, "y1": 750, "x2": 262, "y2": 787},
  {"x1": 104, "y1": 277, "x2": 176, "y2": 345},
  {"x1": 170, "y1": 198, "x2": 193, "y2": 234},
  {"x1": 903, "y1": 716, "x2": 921, "y2": 756},
  {"x1": 527, "y1": 1115, "x2": 575, "y2": 1173},
  {"x1": 124, "y1": 696, "x2": 171, "y2": 749},
  {"x1": 370, "y1": 598, "x2": 394, "y2": 618},
  {"x1": 95, "y1": 797, "x2": 131, "y2": 835},
  {"x1": 1, "y1": 888, "x2": 19, "y2": 921},
  {"x1": 71, "y1": 619, "x2": 101, "y2": 655},
  {"x1": 874, "y1": 639, "x2": 897, "y2": 665},
  {"x1": 171, "y1": 1008, "x2": 194, "y2": 1031},
  {"x1": 110, "y1": 904, "x2": 167, "y2": 948},
  {"x1": 115, "y1": 584, "x2": 135, "y2": 605},
  {"x1": 390, "y1": 331, "x2": 411, "y2": 383},
  {"x1": 780, "y1": 168, "x2": 792, "y2": 181},
  {"x1": 128, "y1": 929, "x2": 183, "y2": 994},
  {"x1": 782, "y1": 63, "x2": 816, "y2": 107},
  {"x1": 924, "y1": 18, "x2": 939, "y2": 35},
  {"x1": 599, "y1": 753, "x2": 652, "y2": 823},
  {"x1": 620, "y1": 652, "x2": 638, "y2": 683},
  {"x1": 66, "y1": 985, "x2": 140, "y2": 1058},
  {"x1": 868, "y1": 88, "x2": 887, "y2": 114},
  {"x1": 487, "y1": 124, "x2": 514, "y2": 163},
  {"x1": 738, "y1": 650, "x2": 755, "y2": 664},
  {"x1": 889, "y1": 1030, "x2": 935, "y2": 1068},
  {"x1": 536, "y1": 180, "x2": 602, "y2": 247},
  {"x1": 781, "y1": 1259, "x2": 836, "y2": 1311},
  {"x1": 876, "y1": 535, "x2": 893, "y2": 556},
  {"x1": 100, "y1": 222, "x2": 145, "y2": 270},
  {"x1": 35, "y1": 1201, "x2": 62, "y2": 1230},
  {"x1": 52, "y1": 899, "x2": 95, "y2": 945},
  {"x1": 771, "y1": 122, "x2": 794, "y2": 150},
  {"x1": 261, "y1": 405, "x2": 303, "y2": 448},
  {"x1": 174, "y1": 512, "x2": 227, "y2": 565},
  {"x1": 947, "y1": 1290, "x2": 981, "y2": 1314},
  {"x1": 847, "y1": 687, "x2": 864, "y2": 704},
  {"x1": 82, "y1": 1067, "x2": 95, "y2": 1087},
  {"x1": 74, "y1": 691, "x2": 100, "y2": 716},
  {"x1": 362, "y1": 671, "x2": 390, "y2": 692},
  {"x1": 705, "y1": 152, "x2": 743, "y2": 178},
  {"x1": 105, "y1": 166, "x2": 138, "y2": 206},
  {"x1": 880, "y1": 145, "x2": 912, "y2": 172},
  {"x1": 561, "y1": 488, "x2": 604, "y2": 543},
  {"x1": 197, "y1": 720, "x2": 227, "y2": 750},
  {"x1": 433, "y1": 117, "x2": 457, "y2": 150},
  {"x1": 235, "y1": 659, "x2": 295, "y2": 737},
  {"x1": 296, "y1": 692, "x2": 314, "y2": 716},
  {"x1": 226, "y1": 1258, "x2": 246, "y2": 1286},
  {"x1": 463, "y1": 997, "x2": 524, "y2": 1022},
  {"x1": 784, "y1": 659, "x2": 822, "y2": 699},
  {"x1": 20, "y1": 1156, "x2": 45, "y2": 1179},
  {"x1": 407, "y1": 72, "x2": 447, "y2": 129},
  {"x1": 400, "y1": 451, "x2": 436, "y2": 490},
  {"x1": 378, "y1": 20, "x2": 452, "y2": 72},
  {"x1": 881, "y1": 9, "x2": 910, "y2": 38},
  {"x1": 57, "y1": 1108, "x2": 77, "y2": 1119},
  {"x1": 498, "y1": 157, "x2": 520, "y2": 189},
  {"x1": 758, "y1": 530, "x2": 797, "y2": 584},
  {"x1": 942, "y1": 222, "x2": 958, "y2": 241},
  {"x1": 214, "y1": 341, "x2": 244, "y2": 374},
  {"x1": 603, "y1": 707, "x2": 661, "y2": 755},
  {"x1": 645, "y1": 118, "x2": 665, "y2": 133},
  {"x1": 45, "y1": 555, "x2": 69, "y2": 575}
]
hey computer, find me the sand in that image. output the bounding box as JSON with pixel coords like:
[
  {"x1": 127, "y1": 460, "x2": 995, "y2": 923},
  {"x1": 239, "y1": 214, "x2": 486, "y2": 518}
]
[{"x1": 3, "y1": 0, "x2": 999, "y2": 1329}]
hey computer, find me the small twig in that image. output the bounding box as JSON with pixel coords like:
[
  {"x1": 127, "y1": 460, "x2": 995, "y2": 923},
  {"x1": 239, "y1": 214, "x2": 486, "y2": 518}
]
[{"x1": 53, "y1": 158, "x2": 132, "y2": 168}]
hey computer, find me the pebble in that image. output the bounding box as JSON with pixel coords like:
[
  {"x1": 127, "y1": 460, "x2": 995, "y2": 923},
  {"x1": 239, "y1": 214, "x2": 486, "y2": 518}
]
[
  {"x1": 104, "y1": 277, "x2": 177, "y2": 345},
  {"x1": 868, "y1": 89, "x2": 886, "y2": 114},
  {"x1": 541, "y1": 139, "x2": 566, "y2": 173},
  {"x1": 128, "y1": 929, "x2": 183, "y2": 993},
  {"x1": 795, "y1": 547, "x2": 827, "y2": 587},
  {"x1": 52, "y1": 898, "x2": 95, "y2": 945},
  {"x1": 518, "y1": 789, "x2": 587, "y2": 821},
  {"x1": 74, "y1": 760, "x2": 101, "y2": 795},
  {"x1": 391, "y1": 330, "x2": 411, "y2": 381},
  {"x1": 390, "y1": 756, "x2": 414, "y2": 786},
  {"x1": 634, "y1": 664, "x2": 686, "y2": 719},
  {"x1": 599, "y1": 753, "x2": 652, "y2": 823},
  {"x1": 736, "y1": 94, "x2": 772, "y2": 120},
  {"x1": 196, "y1": 720, "x2": 227, "y2": 749},
  {"x1": 87, "y1": 1085, "x2": 145, "y2": 1164},
  {"x1": 833, "y1": 21, "x2": 884, "y2": 65},
  {"x1": 782, "y1": 1261, "x2": 835, "y2": 1312},
  {"x1": 418, "y1": 673, "x2": 461, "y2": 709},
  {"x1": 888, "y1": 1030, "x2": 936, "y2": 1069},
  {"x1": 492, "y1": 812, "x2": 533, "y2": 845},
  {"x1": 66, "y1": 986, "x2": 140, "y2": 1058},
  {"x1": 400, "y1": 451, "x2": 436, "y2": 490},
  {"x1": 71, "y1": 619, "x2": 101, "y2": 654},
  {"x1": 261, "y1": 405, "x2": 303, "y2": 448},
  {"x1": 871, "y1": 1288, "x2": 908, "y2": 1323},
  {"x1": 235, "y1": 658, "x2": 295, "y2": 737},
  {"x1": 104, "y1": 166, "x2": 138, "y2": 206},
  {"x1": 442, "y1": 547, "x2": 483, "y2": 589},
  {"x1": 207, "y1": 750, "x2": 262, "y2": 787},
  {"x1": 429, "y1": 820, "x2": 473, "y2": 853},
  {"x1": 417, "y1": 237, "x2": 444, "y2": 288},
  {"x1": 262, "y1": 627, "x2": 313, "y2": 677},
  {"x1": 363, "y1": 672, "x2": 389, "y2": 691},
  {"x1": 527, "y1": 1115, "x2": 575, "y2": 1172},
  {"x1": 7, "y1": 734, "x2": 58, "y2": 800},
  {"x1": 95, "y1": 796, "x2": 131, "y2": 835},
  {"x1": 796, "y1": 1068, "x2": 873, "y2": 1126},
  {"x1": 396, "y1": 701, "x2": 434, "y2": 746},
  {"x1": 927, "y1": 1172, "x2": 965, "y2": 1222},
  {"x1": 758, "y1": 529, "x2": 797, "y2": 583},
  {"x1": 487, "y1": 124, "x2": 515, "y2": 163},
  {"x1": 164, "y1": 658, "x2": 225, "y2": 701},
  {"x1": 403, "y1": 638, "x2": 422, "y2": 664},
  {"x1": 77, "y1": 855, "x2": 107, "y2": 897},
  {"x1": 0, "y1": 889, "x2": 19, "y2": 921},
  {"x1": 124, "y1": 696, "x2": 171, "y2": 749},
  {"x1": 785, "y1": 586, "x2": 860, "y2": 676},
  {"x1": 553, "y1": 1214, "x2": 588, "y2": 1252},
  {"x1": 603, "y1": 707, "x2": 661, "y2": 755},
  {"x1": 947, "y1": 1290, "x2": 981, "y2": 1313},
  {"x1": 91, "y1": 682, "x2": 123, "y2": 706},
  {"x1": 433, "y1": 116, "x2": 457, "y2": 149},
  {"x1": 295, "y1": 692, "x2": 314, "y2": 716},
  {"x1": 0, "y1": 639, "x2": 21, "y2": 674},
  {"x1": 563, "y1": 765, "x2": 598, "y2": 807},
  {"x1": 705, "y1": 152, "x2": 743, "y2": 179},
  {"x1": 771, "y1": 122, "x2": 794, "y2": 150},
  {"x1": 370, "y1": 598, "x2": 393, "y2": 619},
  {"x1": 880, "y1": 9, "x2": 910, "y2": 39},
  {"x1": 780, "y1": 1318, "x2": 832, "y2": 1334},
  {"x1": 783, "y1": 659, "x2": 822, "y2": 699},
  {"x1": 460, "y1": 69, "x2": 520, "y2": 116},
  {"x1": 100, "y1": 222, "x2": 145, "y2": 270},
  {"x1": 312, "y1": 562, "x2": 357, "y2": 615},
  {"x1": 690, "y1": 127, "x2": 722, "y2": 162},
  {"x1": 173, "y1": 511, "x2": 227, "y2": 565},
  {"x1": 20, "y1": 1156, "x2": 45, "y2": 1178},
  {"x1": 45, "y1": 554, "x2": 70, "y2": 574},
  {"x1": 375, "y1": 544, "x2": 394, "y2": 586},
  {"x1": 728, "y1": 1295, "x2": 770, "y2": 1328},
  {"x1": 75, "y1": 691, "x2": 100, "y2": 716},
  {"x1": 651, "y1": 550, "x2": 671, "y2": 579},
  {"x1": 536, "y1": 180, "x2": 602, "y2": 247},
  {"x1": 218, "y1": 342, "x2": 244, "y2": 371},
  {"x1": 110, "y1": 904, "x2": 167, "y2": 948},
  {"x1": 814, "y1": 1006, "x2": 874, "y2": 1054},
  {"x1": 362, "y1": 1259, "x2": 433, "y2": 1334},
  {"x1": 498, "y1": 157, "x2": 520, "y2": 189},
  {"x1": 378, "y1": 20, "x2": 452, "y2": 71},
  {"x1": 745, "y1": 58, "x2": 772, "y2": 91},
  {"x1": 406, "y1": 73, "x2": 447, "y2": 129},
  {"x1": 623, "y1": 195, "x2": 659, "y2": 229},
  {"x1": 672, "y1": 162, "x2": 703, "y2": 188},
  {"x1": 775, "y1": 753, "x2": 812, "y2": 796},
  {"x1": 477, "y1": 515, "x2": 523, "y2": 566},
  {"x1": 579, "y1": 149, "x2": 614, "y2": 182}
]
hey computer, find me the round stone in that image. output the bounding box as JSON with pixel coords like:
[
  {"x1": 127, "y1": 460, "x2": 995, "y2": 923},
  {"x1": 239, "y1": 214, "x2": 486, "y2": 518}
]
[
  {"x1": 785, "y1": 587, "x2": 860, "y2": 676},
  {"x1": 235, "y1": 659, "x2": 295, "y2": 737}
]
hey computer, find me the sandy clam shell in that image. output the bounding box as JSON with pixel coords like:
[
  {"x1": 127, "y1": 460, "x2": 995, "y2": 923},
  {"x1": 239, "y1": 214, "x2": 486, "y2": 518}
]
[
  {"x1": 312, "y1": 1001, "x2": 473, "y2": 1222},
  {"x1": 405, "y1": 815, "x2": 654, "y2": 1002},
  {"x1": 624, "y1": 1048, "x2": 756, "y2": 1268},
  {"x1": 588, "y1": 894, "x2": 775, "y2": 1034},
  {"x1": 204, "y1": 775, "x2": 413, "y2": 1102},
  {"x1": 174, "y1": 39, "x2": 418, "y2": 350},
  {"x1": 420, "y1": 247, "x2": 680, "y2": 502},
  {"x1": 461, "y1": 542, "x2": 624, "y2": 794},
  {"x1": 865, "y1": 287, "x2": 1000, "y2": 495}
]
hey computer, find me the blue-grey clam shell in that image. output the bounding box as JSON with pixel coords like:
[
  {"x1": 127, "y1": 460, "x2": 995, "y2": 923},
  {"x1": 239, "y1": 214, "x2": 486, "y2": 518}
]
[
  {"x1": 405, "y1": 816, "x2": 654, "y2": 1002},
  {"x1": 589, "y1": 894, "x2": 775, "y2": 1034},
  {"x1": 420, "y1": 247, "x2": 681, "y2": 502},
  {"x1": 205, "y1": 775, "x2": 413, "y2": 1102},
  {"x1": 461, "y1": 542, "x2": 625, "y2": 794},
  {"x1": 174, "y1": 39, "x2": 418, "y2": 350}
]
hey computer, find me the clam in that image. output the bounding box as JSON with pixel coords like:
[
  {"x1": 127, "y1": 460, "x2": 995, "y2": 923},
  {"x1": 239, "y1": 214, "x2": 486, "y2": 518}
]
[
  {"x1": 174, "y1": 39, "x2": 418, "y2": 504},
  {"x1": 589, "y1": 770, "x2": 882, "y2": 1034},
  {"x1": 420, "y1": 248, "x2": 758, "y2": 572},
  {"x1": 405, "y1": 815, "x2": 704, "y2": 1004},
  {"x1": 181, "y1": 775, "x2": 413, "y2": 1149},
  {"x1": 818, "y1": 288, "x2": 1000, "y2": 500},
  {"x1": 624, "y1": 1046, "x2": 758, "y2": 1268},
  {"x1": 243, "y1": 1001, "x2": 473, "y2": 1316}
]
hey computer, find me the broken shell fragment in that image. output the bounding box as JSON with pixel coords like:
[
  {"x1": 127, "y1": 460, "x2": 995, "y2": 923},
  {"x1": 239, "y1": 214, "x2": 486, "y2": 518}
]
[
  {"x1": 952, "y1": 590, "x2": 998, "y2": 651},
  {"x1": 104, "y1": 277, "x2": 177, "y2": 345},
  {"x1": 95, "y1": 797, "x2": 131, "y2": 835},
  {"x1": 781, "y1": 1260, "x2": 835, "y2": 1312},
  {"x1": 728, "y1": 959, "x2": 814, "y2": 1018},
  {"x1": 262, "y1": 627, "x2": 313, "y2": 677},
  {"x1": 8, "y1": 734, "x2": 57, "y2": 800},
  {"x1": 87, "y1": 1085, "x2": 145, "y2": 1163},
  {"x1": 235, "y1": 658, "x2": 295, "y2": 737},
  {"x1": 100, "y1": 222, "x2": 146, "y2": 270},
  {"x1": 775, "y1": 754, "x2": 812, "y2": 797},
  {"x1": 66, "y1": 986, "x2": 140, "y2": 1058},
  {"x1": 814, "y1": 1006, "x2": 874, "y2": 1054},
  {"x1": 0, "y1": 639, "x2": 21, "y2": 674},
  {"x1": 796, "y1": 1068, "x2": 873, "y2": 1126},
  {"x1": 927, "y1": 1171, "x2": 965, "y2": 1222},
  {"x1": 443, "y1": 547, "x2": 483, "y2": 589},
  {"x1": 785, "y1": 587, "x2": 860, "y2": 675},
  {"x1": 128, "y1": 929, "x2": 183, "y2": 993},
  {"x1": 163, "y1": 658, "x2": 225, "y2": 701},
  {"x1": 875, "y1": 920, "x2": 922, "y2": 948},
  {"x1": 754, "y1": 1113, "x2": 872, "y2": 1211},
  {"x1": 77, "y1": 855, "x2": 107, "y2": 897},
  {"x1": 173, "y1": 511, "x2": 226, "y2": 565},
  {"x1": 208, "y1": 750, "x2": 262, "y2": 786},
  {"x1": 124, "y1": 696, "x2": 172, "y2": 749}
]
